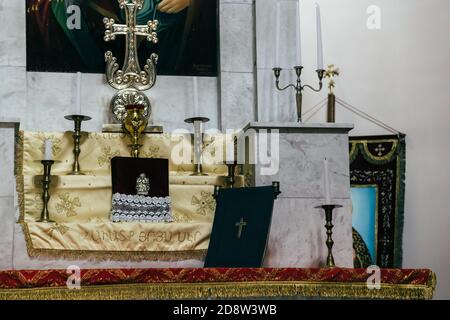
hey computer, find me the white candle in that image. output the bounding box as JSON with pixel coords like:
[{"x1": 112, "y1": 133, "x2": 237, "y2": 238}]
[
  {"x1": 296, "y1": 0, "x2": 302, "y2": 66},
  {"x1": 44, "y1": 140, "x2": 53, "y2": 161},
  {"x1": 193, "y1": 120, "x2": 203, "y2": 165},
  {"x1": 225, "y1": 134, "x2": 234, "y2": 164},
  {"x1": 75, "y1": 72, "x2": 82, "y2": 115},
  {"x1": 324, "y1": 157, "x2": 331, "y2": 204},
  {"x1": 275, "y1": 2, "x2": 281, "y2": 67},
  {"x1": 193, "y1": 77, "x2": 199, "y2": 116},
  {"x1": 315, "y1": 3, "x2": 324, "y2": 70}
]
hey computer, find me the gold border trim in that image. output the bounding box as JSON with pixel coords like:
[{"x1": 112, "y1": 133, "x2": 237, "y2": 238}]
[
  {"x1": 0, "y1": 280, "x2": 435, "y2": 300},
  {"x1": 361, "y1": 139, "x2": 398, "y2": 162},
  {"x1": 16, "y1": 131, "x2": 25, "y2": 223}
]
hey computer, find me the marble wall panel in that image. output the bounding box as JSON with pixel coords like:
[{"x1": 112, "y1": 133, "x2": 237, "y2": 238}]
[
  {"x1": 264, "y1": 198, "x2": 353, "y2": 268},
  {"x1": 0, "y1": 0, "x2": 26, "y2": 67},
  {"x1": 0, "y1": 197, "x2": 14, "y2": 270},
  {"x1": 220, "y1": 2, "x2": 254, "y2": 73},
  {"x1": 0, "y1": 126, "x2": 15, "y2": 197},
  {"x1": 254, "y1": 130, "x2": 351, "y2": 200},
  {"x1": 0, "y1": 67, "x2": 27, "y2": 122},
  {"x1": 220, "y1": 72, "x2": 255, "y2": 130}
]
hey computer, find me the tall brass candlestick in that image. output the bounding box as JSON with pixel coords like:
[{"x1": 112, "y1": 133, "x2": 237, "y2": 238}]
[
  {"x1": 65, "y1": 115, "x2": 91, "y2": 175},
  {"x1": 316, "y1": 204, "x2": 343, "y2": 267},
  {"x1": 37, "y1": 160, "x2": 56, "y2": 223}
]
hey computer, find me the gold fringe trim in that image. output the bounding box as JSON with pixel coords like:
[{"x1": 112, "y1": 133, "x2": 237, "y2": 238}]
[
  {"x1": 0, "y1": 281, "x2": 435, "y2": 300},
  {"x1": 20, "y1": 223, "x2": 206, "y2": 262},
  {"x1": 15, "y1": 130, "x2": 24, "y2": 177},
  {"x1": 16, "y1": 131, "x2": 25, "y2": 223},
  {"x1": 16, "y1": 176, "x2": 25, "y2": 223}
]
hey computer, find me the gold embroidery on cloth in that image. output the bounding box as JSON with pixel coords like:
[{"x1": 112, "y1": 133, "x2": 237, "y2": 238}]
[
  {"x1": 16, "y1": 131, "x2": 245, "y2": 261},
  {"x1": 55, "y1": 193, "x2": 82, "y2": 217},
  {"x1": 48, "y1": 224, "x2": 71, "y2": 237},
  {"x1": 97, "y1": 146, "x2": 121, "y2": 168},
  {"x1": 141, "y1": 146, "x2": 161, "y2": 158},
  {"x1": 191, "y1": 192, "x2": 216, "y2": 216}
]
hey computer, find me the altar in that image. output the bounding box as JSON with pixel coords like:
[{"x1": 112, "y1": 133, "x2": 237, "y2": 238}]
[
  {"x1": 242, "y1": 122, "x2": 354, "y2": 268},
  {"x1": 0, "y1": 0, "x2": 443, "y2": 301}
]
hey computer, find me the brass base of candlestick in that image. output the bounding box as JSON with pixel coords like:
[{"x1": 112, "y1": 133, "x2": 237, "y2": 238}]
[
  {"x1": 191, "y1": 164, "x2": 208, "y2": 176},
  {"x1": 65, "y1": 115, "x2": 91, "y2": 175},
  {"x1": 37, "y1": 160, "x2": 56, "y2": 223},
  {"x1": 316, "y1": 204, "x2": 343, "y2": 268}
]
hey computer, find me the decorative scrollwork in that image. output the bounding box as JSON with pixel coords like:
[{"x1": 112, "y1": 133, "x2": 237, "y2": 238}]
[
  {"x1": 104, "y1": 0, "x2": 158, "y2": 92},
  {"x1": 110, "y1": 89, "x2": 151, "y2": 123}
]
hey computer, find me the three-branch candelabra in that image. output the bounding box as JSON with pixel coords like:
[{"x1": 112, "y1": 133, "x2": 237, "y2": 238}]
[{"x1": 273, "y1": 66, "x2": 325, "y2": 122}]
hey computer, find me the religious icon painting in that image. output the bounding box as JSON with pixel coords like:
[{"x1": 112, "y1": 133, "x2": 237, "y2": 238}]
[
  {"x1": 349, "y1": 135, "x2": 406, "y2": 268},
  {"x1": 26, "y1": 0, "x2": 219, "y2": 76}
]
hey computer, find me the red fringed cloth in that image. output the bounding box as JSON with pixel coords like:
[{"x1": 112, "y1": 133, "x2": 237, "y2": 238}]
[{"x1": 0, "y1": 268, "x2": 436, "y2": 300}]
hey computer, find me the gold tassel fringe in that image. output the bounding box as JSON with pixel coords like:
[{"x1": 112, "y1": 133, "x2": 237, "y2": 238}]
[{"x1": 0, "y1": 280, "x2": 435, "y2": 300}]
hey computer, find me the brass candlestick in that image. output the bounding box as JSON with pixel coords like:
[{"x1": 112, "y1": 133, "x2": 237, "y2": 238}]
[
  {"x1": 316, "y1": 204, "x2": 343, "y2": 267},
  {"x1": 273, "y1": 66, "x2": 325, "y2": 122},
  {"x1": 65, "y1": 115, "x2": 91, "y2": 175},
  {"x1": 185, "y1": 117, "x2": 210, "y2": 176},
  {"x1": 225, "y1": 136, "x2": 238, "y2": 188},
  {"x1": 37, "y1": 160, "x2": 56, "y2": 223},
  {"x1": 226, "y1": 163, "x2": 237, "y2": 188},
  {"x1": 123, "y1": 105, "x2": 148, "y2": 158}
]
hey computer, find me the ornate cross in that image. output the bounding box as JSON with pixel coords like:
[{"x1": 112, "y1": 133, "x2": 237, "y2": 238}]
[
  {"x1": 104, "y1": 0, "x2": 159, "y2": 91},
  {"x1": 325, "y1": 64, "x2": 340, "y2": 94},
  {"x1": 235, "y1": 217, "x2": 247, "y2": 239}
]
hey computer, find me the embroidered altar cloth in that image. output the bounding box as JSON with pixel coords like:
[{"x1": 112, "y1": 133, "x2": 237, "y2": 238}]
[{"x1": 16, "y1": 131, "x2": 244, "y2": 260}]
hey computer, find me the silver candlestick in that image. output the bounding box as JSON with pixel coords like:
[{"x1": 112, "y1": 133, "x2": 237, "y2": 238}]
[
  {"x1": 273, "y1": 66, "x2": 325, "y2": 122},
  {"x1": 185, "y1": 117, "x2": 210, "y2": 176}
]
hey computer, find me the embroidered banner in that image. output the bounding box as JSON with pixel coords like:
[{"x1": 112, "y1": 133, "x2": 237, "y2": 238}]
[{"x1": 350, "y1": 135, "x2": 406, "y2": 268}]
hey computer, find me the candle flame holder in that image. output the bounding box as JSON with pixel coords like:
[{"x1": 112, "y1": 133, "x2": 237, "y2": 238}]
[
  {"x1": 273, "y1": 66, "x2": 325, "y2": 123},
  {"x1": 316, "y1": 204, "x2": 343, "y2": 267},
  {"x1": 37, "y1": 160, "x2": 56, "y2": 223},
  {"x1": 65, "y1": 115, "x2": 91, "y2": 175}
]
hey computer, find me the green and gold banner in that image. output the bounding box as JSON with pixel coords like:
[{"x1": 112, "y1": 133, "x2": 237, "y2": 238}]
[{"x1": 350, "y1": 135, "x2": 406, "y2": 268}]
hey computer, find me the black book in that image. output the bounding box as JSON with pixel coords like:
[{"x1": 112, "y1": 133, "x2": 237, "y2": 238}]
[{"x1": 204, "y1": 186, "x2": 277, "y2": 268}]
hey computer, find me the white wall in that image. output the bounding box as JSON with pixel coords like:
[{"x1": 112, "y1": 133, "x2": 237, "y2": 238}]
[{"x1": 258, "y1": 0, "x2": 449, "y2": 299}]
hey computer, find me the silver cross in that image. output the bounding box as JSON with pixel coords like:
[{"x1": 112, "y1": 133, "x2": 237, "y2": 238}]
[{"x1": 104, "y1": 0, "x2": 159, "y2": 91}]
